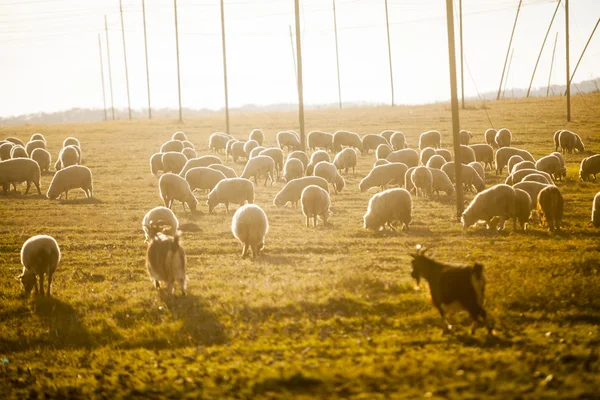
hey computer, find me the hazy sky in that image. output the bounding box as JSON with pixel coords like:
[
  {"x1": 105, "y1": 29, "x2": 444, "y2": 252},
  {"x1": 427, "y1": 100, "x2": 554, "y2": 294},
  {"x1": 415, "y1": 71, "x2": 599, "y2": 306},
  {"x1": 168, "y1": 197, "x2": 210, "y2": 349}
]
[{"x1": 0, "y1": 0, "x2": 598, "y2": 117}]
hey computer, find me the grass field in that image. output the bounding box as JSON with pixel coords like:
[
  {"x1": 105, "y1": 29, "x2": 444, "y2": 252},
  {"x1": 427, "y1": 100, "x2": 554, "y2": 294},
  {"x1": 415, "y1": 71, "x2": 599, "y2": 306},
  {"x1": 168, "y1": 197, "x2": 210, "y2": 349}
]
[{"x1": 1, "y1": 93, "x2": 600, "y2": 398}]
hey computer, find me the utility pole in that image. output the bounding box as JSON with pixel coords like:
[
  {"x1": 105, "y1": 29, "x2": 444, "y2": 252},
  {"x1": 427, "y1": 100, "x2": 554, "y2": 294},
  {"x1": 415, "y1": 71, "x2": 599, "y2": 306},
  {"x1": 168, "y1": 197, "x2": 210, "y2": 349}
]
[
  {"x1": 527, "y1": 0, "x2": 561, "y2": 97},
  {"x1": 547, "y1": 32, "x2": 558, "y2": 97},
  {"x1": 497, "y1": 0, "x2": 522, "y2": 100},
  {"x1": 119, "y1": 0, "x2": 132, "y2": 120},
  {"x1": 332, "y1": 0, "x2": 342, "y2": 108},
  {"x1": 444, "y1": 0, "x2": 463, "y2": 218},
  {"x1": 569, "y1": 17, "x2": 599, "y2": 88},
  {"x1": 104, "y1": 16, "x2": 115, "y2": 120},
  {"x1": 220, "y1": 0, "x2": 230, "y2": 133},
  {"x1": 565, "y1": 0, "x2": 571, "y2": 122},
  {"x1": 98, "y1": 34, "x2": 107, "y2": 122},
  {"x1": 142, "y1": 0, "x2": 152, "y2": 119},
  {"x1": 502, "y1": 48, "x2": 514, "y2": 98},
  {"x1": 294, "y1": 0, "x2": 306, "y2": 151},
  {"x1": 174, "y1": 0, "x2": 183, "y2": 122},
  {"x1": 459, "y1": 0, "x2": 464, "y2": 109},
  {"x1": 289, "y1": 25, "x2": 297, "y2": 83},
  {"x1": 384, "y1": 0, "x2": 394, "y2": 106}
]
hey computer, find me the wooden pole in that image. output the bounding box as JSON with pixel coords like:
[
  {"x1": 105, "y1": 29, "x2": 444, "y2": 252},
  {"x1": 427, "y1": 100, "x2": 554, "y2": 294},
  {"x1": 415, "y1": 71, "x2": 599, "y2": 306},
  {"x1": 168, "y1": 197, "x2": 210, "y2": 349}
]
[
  {"x1": 547, "y1": 32, "x2": 558, "y2": 97},
  {"x1": 459, "y1": 0, "x2": 464, "y2": 109},
  {"x1": 384, "y1": 0, "x2": 394, "y2": 106},
  {"x1": 220, "y1": 0, "x2": 230, "y2": 133},
  {"x1": 142, "y1": 0, "x2": 152, "y2": 119},
  {"x1": 98, "y1": 34, "x2": 107, "y2": 122},
  {"x1": 502, "y1": 48, "x2": 514, "y2": 99},
  {"x1": 497, "y1": 0, "x2": 522, "y2": 100},
  {"x1": 444, "y1": 0, "x2": 464, "y2": 218},
  {"x1": 174, "y1": 0, "x2": 183, "y2": 122},
  {"x1": 294, "y1": 0, "x2": 306, "y2": 151},
  {"x1": 289, "y1": 25, "x2": 297, "y2": 83},
  {"x1": 527, "y1": 0, "x2": 561, "y2": 97},
  {"x1": 568, "y1": 17, "x2": 599, "y2": 88},
  {"x1": 332, "y1": 0, "x2": 342, "y2": 108},
  {"x1": 104, "y1": 16, "x2": 115, "y2": 120},
  {"x1": 565, "y1": 0, "x2": 571, "y2": 121},
  {"x1": 119, "y1": 0, "x2": 132, "y2": 120}
]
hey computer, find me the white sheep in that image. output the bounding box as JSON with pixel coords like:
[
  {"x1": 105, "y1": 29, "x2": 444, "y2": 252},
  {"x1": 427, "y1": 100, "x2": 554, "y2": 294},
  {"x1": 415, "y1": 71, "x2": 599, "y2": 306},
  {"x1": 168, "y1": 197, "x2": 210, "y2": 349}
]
[
  {"x1": 535, "y1": 154, "x2": 564, "y2": 181},
  {"x1": 418, "y1": 130, "x2": 441, "y2": 149},
  {"x1": 333, "y1": 130, "x2": 362, "y2": 153},
  {"x1": 537, "y1": 185, "x2": 563, "y2": 232},
  {"x1": 386, "y1": 148, "x2": 419, "y2": 168},
  {"x1": 209, "y1": 163, "x2": 237, "y2": 178},
  {"x1": 31, "y1": 148, "x2": 51, "y2": 173},
  {"x1": 435, "y1": 148, "x2": 452, "y2": 162},
  {"x1": 314, "y1": 161, "x2": 345, "y2": 194},
  {"x1": 146, "y1": 231, "x2": 187, "y2": 295},
  {"x1": 142, "y1": 206, "x2": 179, "y2": 242},
  {"x1": 376, "y1": 143, "x2": 393, "y2": 160},
  {"x1": 505, "y1": 168, "x2": 554, "y2": 186},
  {"x1": 363, "y1": 188, "x2": 412, "y2": 231},
  {"x1": 441, "y1": 162, "x2": 485, "y2": 192},
  {"x1": 63, "y1": 137, "x2": 80, "y2": 149},
  {"x1": 241, "y1": 155, "x2": 275, "y2": 186},
  {"x1": 495, "y1": 147, "x2": 535, "y2": 175},
  {"x1": 514, "y1": 188, "x2": 531, "y2": 230},
  {"x1": 158, "y1": 173, "x2": 197, "y2": 211},
  {"x1": 306, "y1": 150, "x2": 331, "y2": 175},
  {"x1": 161, "y1": 139, "x2": 184, "y2": 153},
  {"x1": 429, "y1": 168, "x2": 455, "y2": 197},
  {"x1": 182, "y1": 140, "x2": 194, "y2": 150},
  {"x1": 231, "y1": 141, "x2": 247, "y2": 163},
  {"x1": 284, "y1": 158, "x2": 304, "y2": 182},
  {"x1": 495, "y1": 128, "x2": 512, "y2": 148},
  {"x1": 259, "y1": 147, "x2": 284, "y2": 179},
  {"x1": 0, "y1": 158, "x2": 41, "y2": 195},
  {"x1": 249, "y1": 146, "x2": 266, "y2": 159},
  {"x1": 485, "y1": 128, "x2": 498, "y2": 149},
  {"x1": 301, "y1": 185, "x2": 331, "y2": 227},
  {"x1": 225, "y1": 138, "x2": 237, "y2": 162},
  {"x1": 461, "y1": 184, "x2": 516, "y2": 230},
  {"x1": 550, "y1": 151, "x2": 567, "y2": 180},
  {"x1": 359, "y1": 162, "x2": 408, "y2": 192},
  {"x1": 5, "y1": 137, "x2": 25, "y2": 146},
  {"x1": 25, "y1": 140, "x2": 46, "y2": 157},
  {"x1": 47, "y1": 165, "x2": 93, "y2": 200},
  {"x1": 513, "y1": 181, "x2": 551, "y2": 210},
  {"x1": 468, "y1": 161, "x2": 484, "y2": 180},
  {"x1": 20, "y1": 235, "x2": 60, "y2": 297},
  {"x1": 287, "y1": 150, "x2": 309, "y2": 170},
  {"x1": 249, "y1": 129, "x2": 264, "y2": 146},
  {"x1": 273, "y1": 176, "x2": 329, "y2": 208},
  {"x1": 244, "y1": 139, "x2": 259, "y2": 157},
  {"x1": 334, "y1": 148, "x2": 358, "y2": 174},
  {"x1": 207, "y1": 178, "x2": 254, "y2": 213},
  {"x1": 209, "y1": 132, "x2": 232, "y2": 153},
  {"x1": 404, "y1": 166, "x2": 417, "y2": 193},
  {"x1": 411, "y1": 166, "x2": 433, "y2": 197},
  {"x1": 10, "y1": 145, "x2": 28, "y2": 158},
  {"x1": 470, "y1": 144, "x2": 494, "y2": 170},
  {"x1": 307, "y1": 131, "x2": 334, "y2": 152},
  {"x1": 390, "y1": 132, "x2": 407, "y2": 150},
  {"x1": 30, "y1": 133, "x2": 46, "y2": 143},
  {"x1": 511, "y1": 160, "x2": 536, "y2": 174},
  {"x1": 185, "y1": 167, "x2": 226, "y2": 193},
  {"x1": 558, "y1": 130, "x2": 585, "y2": 154},
  {"x1": 522, "y1": 173, "x2": 552, "y2": 185},
  {"x1": 231, "y1": 204, "x2": 268, "y2": 258},
  {"x1": 379, "y1": 129, "x2": 396, "y2": 144},
  {"x1": 362, "y1": 134, "x2": 388, "y2": 154},
  {"x1": 0, "y1": 142, "x2": 14, "y2": 160},
  {"x1": 172, "y1": 131, "x2": 187, "y2": 141},
  {"x1": 591, "y1": 192, "x2": 600, "y2": 227},
  {"x1": 150, "y1": 153, "x2": 164, "y2": 175},
  {"x1": 179, "y1": 155, "x2": 223, "y2": 177},
  {"x1": 457, "y1": 145, "x2": 476, "y2": 164},
  {"x1": 579, "y1": 155, "x2": 600, "y2": 181},
  {"x1": 55, "y1": 145, "x2": 80, "y2": 170},
  {"x1": 420, "y1": 147, "x2": 436, "y2": 166},
  {"x1": 459, "y1": 130, "x2": 473, "y2": 145},
  {"x1": 277, "y1": 131, "x2": 301, "y2": 152},
  {"x1": 182, "y1": 148, "x2": 197, "y2": 160},
  {"x1": 507, "y1": 155, "x2": 524, "y2": 174},
  {"x1": 374, "y1": 159, "x2": 391, "y2": 167},
  {"x1": 426, "y1": 155, "x2": 446, "y2": 170},
  {"x1": 161, "y1": 152, "x2": 187, "y2": 174}
]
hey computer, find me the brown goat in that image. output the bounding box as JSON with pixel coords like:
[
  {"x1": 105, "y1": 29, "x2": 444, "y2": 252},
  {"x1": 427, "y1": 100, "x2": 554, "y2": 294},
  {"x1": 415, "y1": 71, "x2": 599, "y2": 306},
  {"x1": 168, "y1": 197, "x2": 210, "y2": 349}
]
[
  {"x1": 537, "y1": 186, "x2": 563, "y2": 233},
  {"x1": 409, "y1": 246, "x2": 494, "y2": 335}
]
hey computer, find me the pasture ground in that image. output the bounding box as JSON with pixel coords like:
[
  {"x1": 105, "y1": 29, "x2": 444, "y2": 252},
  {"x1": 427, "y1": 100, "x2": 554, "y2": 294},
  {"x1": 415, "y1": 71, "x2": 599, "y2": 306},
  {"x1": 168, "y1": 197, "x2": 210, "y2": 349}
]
[{"x1": 1, "y1": 94, "x2": 600, "y2": 398}]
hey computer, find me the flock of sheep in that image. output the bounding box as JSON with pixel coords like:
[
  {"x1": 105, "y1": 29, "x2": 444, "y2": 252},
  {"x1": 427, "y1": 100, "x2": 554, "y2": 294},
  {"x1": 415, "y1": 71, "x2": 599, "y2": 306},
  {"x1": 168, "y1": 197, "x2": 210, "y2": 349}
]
[{"x1": 2, "y1": 126, "x2": 600, "y2": 306}]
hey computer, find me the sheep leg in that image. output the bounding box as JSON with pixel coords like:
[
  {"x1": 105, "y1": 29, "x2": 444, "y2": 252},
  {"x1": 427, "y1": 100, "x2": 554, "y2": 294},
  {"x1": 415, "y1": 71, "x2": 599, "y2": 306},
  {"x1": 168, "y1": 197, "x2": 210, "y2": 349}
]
[
  {"x1": 39, "y1": 274, "x2": 45, "y2": 297},
  {"x1": 25, "y1": 181, "x2": 31, "y2": 195},
  {"x1": 46, "y1": 273, "x2": 53, "y2": 297},
  {"x1": 314, "y1": 215, "x2": 318, "y2": 227},
  {"x1": 154, "y1": 280, "x2": 161, "y2": 289},
  {"x1": 65, "y1": 191, "x2": 69, "y2": 200},
  {"x1": 435, "y1": 303, "x2": 452, "y2": 333},
  {"x1": 166, "y1": 280, "x2": 174, "y2": 295},
  {"x1": 35, "y1": 182, "x2": 41, "y2": 195},
  {"x1": 242, "y1": 244, "x2": 249, "y2": 258},
  {"x1": 497, "y1": 216, "x2": 506, "y2": 231},
  {"x1": 179, "y1": 279, "x2": 186, "y2": 296},
  {"x1": 306, "y1": 215, "x2": 310, "y2": 228},
  {"x1": 251, "y1": 244, "x2": 260, "y2": 258}
]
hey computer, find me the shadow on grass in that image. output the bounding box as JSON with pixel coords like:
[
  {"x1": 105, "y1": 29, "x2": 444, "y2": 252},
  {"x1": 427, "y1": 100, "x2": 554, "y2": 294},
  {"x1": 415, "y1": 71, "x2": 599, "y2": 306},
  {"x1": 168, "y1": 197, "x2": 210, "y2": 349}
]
[
  {"x1": 1, "y1": 191, "x2": 46, "y2": 199},
  {"x1": 59, "y1": 197, "x2": 103, "y2": 205}
]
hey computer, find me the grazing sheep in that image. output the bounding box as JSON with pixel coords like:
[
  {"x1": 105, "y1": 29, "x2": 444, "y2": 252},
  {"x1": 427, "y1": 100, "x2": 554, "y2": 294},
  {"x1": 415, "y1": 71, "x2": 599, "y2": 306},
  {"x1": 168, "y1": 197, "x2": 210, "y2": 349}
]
[
  {"x1": 522, "y1": 173, "x2": 552, "y2": 185},
  {"x1": 430, "y1": 168, "x2": 455, "y2": 197},
  {"x1": 241, "y1": 155, "x2": 275, "y2": 186},
  {"x1": 390, "y1": 132, "x2": 407, "y2": 150},
  {"x1": 162, "y1": 152, "x2": 187, "y2": 174},
  {"x1": 185, "y1": 167, "x2": 226, "y2": 193},
  {"x1": 363, "y1": 188, "x2": 412, "y2": 231},
  {"x1": 150, "y1": 153, "x2": 164, "y2": 175},
  {"x1": 333, "y1": 130, "x2": 362, "y2": 153},
  {"x1": 307, "y1": 131, "x2": 334, "y2": 152},
  {"x1": 404, "y1": 166, "x2": 417, "y2": 194},
  {"x1": 244, "y1": 140, "x2": 259, "y2": 157},
  {"x1": 0, "y1": 142, "x2": 14, "y2": 160},
  {"x1": 63, "y1": 137, "x2": 80, "y2": 149},
  {"x1": 10, "y1": 145, "x2": 28, "y2": 158},
  {"x1": 495, "y1": 147, "x2": 535, "y2": 175},
  {"x1": 0, "y1": 158, "x2": 41, "y2": 195},
  {"x1": 47, "y1": 165, "x2": 92, "y2": 200},
  {"x1": 287, "y1": 150, "x2": 310, "y2": 170},
  {"x1": 314, "y1": 161, "x2": 345, "y2": 194},
  {"x1": 249, "y1": 129, "x2": 264, "y2": 146},
  {"x1": 182, "y1": 140, "x2": 194, "y2": 150},
  {"x1": 55, "y1": 145, "x2": 80, "y2": 170},
  {"x1": 418, "y1": 130, "x2": 441, "y2": 149},
  {"x1": 179, "y1": 156, "x2": 223, "y2": 177},
  {"x1": 386, "y1": 148, "x2": 419, "y2": 168},
  {"x1": 31, "y1": 148, "x2": 51, "y2": 173},
  {"x1": 426, "y1": 155, "x2": 446, "y2": 170},
  {"x1": 441, "y1": 162, "x2": 485, "y2": 192},
  {"x1": 511, "y1": 160, "x2": 536, "y2": 174},
  {"x1": 209, "y1": 132, "x2": 232, "y2": 153},
  {"x1": 558, "y1": 130, "x2": 584, "y2": 154},
  {"x1": 158, "y1": 173, "x2": 197, "y2": 211},
  {"x1": 273, "y1": 176, "x2": 329, "y2": 208},
  {"x1": 172, "y1": 131, "x2": 187, "y2": 141},
  {"x1": 461, "y1": 184, "x2": 516, "y2": 230},
  {"x1": 507, "y1": 155, "x2": 524, "y2": 175},
  {"x1": 592, "y1": 192, "x2": 600, "y2": 227},
  {"x1": 435, "y1": 148, "x2": 452, "y2": 162},
  {"x1": 505, "y1": 168, "x2": 554, "y2": 186},
  {"x1": 146, "y1": 231, "x2": 186, "y2": 295},
  {"x1": 5, "y1": 137, "x2": 25, "y2": 147},
  {"x1": 20, "y1": 235, "x2": 60, "y2": 297},
  {"x1": 182, "y1": 148, "x2": 197, "y2": 160},
  {"x1": 376, "y1": 143, "x2": 393, "y2": 160},
  {"x1": 550, "y1": 151, "x2": 567, "y2": 180},
  {"x1": 514, "y1": 188, "x2": 532, "y2": 230},
  {"x1": 208, "y1": 163, "x2": 237, "y2": 178},
  {"x1": 142, "y1": 206, "x2": 179, "y2": 242},
  {"x1": 301, "y1": 185, "x2": 331, "y2": 227},
  {"x1": 553, "y1": 130, "x2": 563, "y2": 152},
  {"x1": 284, "y1": 158, "x2": 304, "y2": 182},
  {"x1": 207, "y1": 178, "x2": 254, "y2": 213},
  {"x1": 30, "y1": 133, "x2": 46, "y2": 143},
  {"x1": 306, "y1": 150, "x2": 331, "y2": 175},
  {"x1": 420, "y1": 147, "x2": 436, "y2": 166},
  {"x1": 379, "y1": 130, "x2": 396, "y2": 143},
  {"x1": 249, "y1": 146, "x2": 266, "y2": 159},
  {"x1": 334, "y1": 148, "x2": 358, "y2": 174},
  {"x1": 259, "y1": 147, "x2": 284, "y2": 179},
  {"x1": 409, "y1": 246, "x2": 494, "y2": 335},
  {"x1": 494, "y1": 128, "x2": 512, "y2": 148},
  {"x1": 411, "y1": 166, "x2": 433, "y2": 197},
  {"x1": 362, "y1": 134, "x2": 388, "y2": 154},
  {"x1": 225, "y1": 138, "x2": 237, "y2": 162},
  {"x1": 537, "y1": 186, "x2": 563, "y2": 232},
  {"x1": 359, "y1": 162, "x2": 408, "y2": 192},
  {"x1": 277, "y1": 131, "x2": 301, "y2": 152},
  {"x1": 374, "y1": 159, "x2": 391, "y2": 167},
  {"x1": 580, "y1": 155, "x2": 600, "y2": 181},
  {"x1": 160, "y1": 140, "x2": 184, "y2": 153},
  {"x1": 459, "y1": 130, "x2": 473, "y2": 145},
  {"x1": 484, "y1": 128, "x2": 498, "y2": 149},
  {"x1": 231, "y1": 141, "x2": 247, "y2": 163},
  {"x1": 468, "y1": 161, "x2": 485, "y2": 180},
  {"x1": 457, "y1": 145, "x2": 476, "y2": 164},
  {"x1": 232, "y1": 204, "x2": 269, "y2": 258},
  {"x1": 470, "y1": 144, "x2": 494, "y2": 170},
  {"x1": 513, "y1": 181, "x2": 551, "y2": 210},
  {"x1": 25, "y1": 140, "x2": 46, "y2": 157}
]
